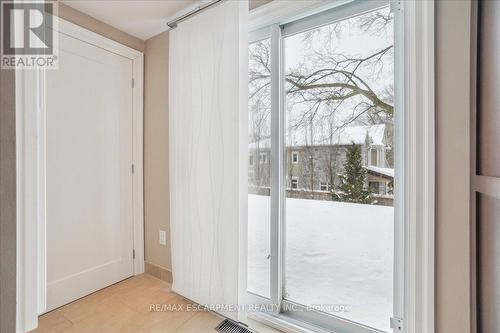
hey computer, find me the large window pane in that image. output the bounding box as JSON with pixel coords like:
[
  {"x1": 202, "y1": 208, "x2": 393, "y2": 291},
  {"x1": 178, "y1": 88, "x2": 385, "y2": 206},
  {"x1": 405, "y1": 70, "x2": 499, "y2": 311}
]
[
  {"x1": 248, "y1": 39, "x2": 271, "y2": 298},
  {"x1": 284, "y1": 7, "x2": 395, "y2": 331}
]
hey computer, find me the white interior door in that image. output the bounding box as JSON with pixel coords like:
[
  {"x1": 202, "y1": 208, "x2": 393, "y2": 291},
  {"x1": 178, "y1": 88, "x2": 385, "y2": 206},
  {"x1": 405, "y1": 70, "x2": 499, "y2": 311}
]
[{"x1": 45, "y1": 31, "x2": 135, "y2": 311}]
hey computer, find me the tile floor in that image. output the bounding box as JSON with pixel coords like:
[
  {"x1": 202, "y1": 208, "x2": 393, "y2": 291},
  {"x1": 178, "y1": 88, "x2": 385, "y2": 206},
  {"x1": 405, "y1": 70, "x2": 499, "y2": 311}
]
[{"x1": 32, "y1": 274, "x2": 224, "y2": 333}]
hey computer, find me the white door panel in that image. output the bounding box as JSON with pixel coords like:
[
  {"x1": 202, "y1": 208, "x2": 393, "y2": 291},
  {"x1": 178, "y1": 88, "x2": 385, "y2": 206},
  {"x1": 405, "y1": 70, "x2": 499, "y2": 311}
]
[{"x1": 46, "y1": 31, "x2": 134, "y2": 311}]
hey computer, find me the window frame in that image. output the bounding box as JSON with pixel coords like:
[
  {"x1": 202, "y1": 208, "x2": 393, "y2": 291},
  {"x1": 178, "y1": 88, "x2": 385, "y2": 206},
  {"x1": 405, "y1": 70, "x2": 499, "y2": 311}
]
[
  {"x1": 319, "y1": 181, "x2": 330, "y2": 192},
  {"x1": 369, "y1": 181, "x2": 381, "y2": 194},
  {"x1": 291, "y1": 151, "x2": 299, "y2": 164},
  {"x1": 246, "y1": 1, "x2": 435, "y2": 333}
]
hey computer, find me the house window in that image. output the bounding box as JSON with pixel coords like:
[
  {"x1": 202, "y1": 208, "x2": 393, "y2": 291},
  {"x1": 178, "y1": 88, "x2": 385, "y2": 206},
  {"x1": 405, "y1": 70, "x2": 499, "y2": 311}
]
[
  {"x1": 381, "y1": 182, "x2": 387, "y2": 195},
  {"x1": 291, "y1": 178, "x2": 298, "y2": 189},
  {"x1": 249, "y1": 154, "x2": 254, "y2": 166},
  {"x1": 259, "y1": 152, "x2": 268, "y2": 164},
  {"x1": 319, "y1": 181, "x2": 330, "y2": 192},
  {"x1": 369, "y1": 181, "x2": 380, "y2": 194},
  {"x1": 370, "y1": 148, "x2": 378, "y2": 166},
  {"x1": 292, "y1": 151, "x2": 299, "y2": 164}
]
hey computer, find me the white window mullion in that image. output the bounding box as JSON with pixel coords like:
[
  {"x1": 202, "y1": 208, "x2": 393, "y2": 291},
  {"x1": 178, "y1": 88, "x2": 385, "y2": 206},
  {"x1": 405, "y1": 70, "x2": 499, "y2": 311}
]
[
  {"x1": 270, "y1": 23, "x2": 284, "y2": 314},
  {"x1": 392, "y1": 1, "x2": 405, "y2": 330}
]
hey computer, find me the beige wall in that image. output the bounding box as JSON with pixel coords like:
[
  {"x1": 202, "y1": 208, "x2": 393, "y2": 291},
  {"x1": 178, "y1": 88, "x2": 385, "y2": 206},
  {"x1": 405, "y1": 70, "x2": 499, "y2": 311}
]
[
  {"x1": 0, "y1": 49, "x2": 17, "y2": 333},
  {"x1": 144, "y1": 31, "x2": 171, "y2": 273},
  {"x1": 57, "y1": 2, "x2": 145, "y2": 52},
  {"x1": 435, "y1": 1, "x2": 473, "y2": 332}
]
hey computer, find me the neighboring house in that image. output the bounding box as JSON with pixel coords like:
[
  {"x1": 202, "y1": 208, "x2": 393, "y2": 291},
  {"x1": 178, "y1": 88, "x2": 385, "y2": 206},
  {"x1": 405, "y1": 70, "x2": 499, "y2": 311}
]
[{"x1": 249, "y1": 124, "x2": 394, "y2": 206}]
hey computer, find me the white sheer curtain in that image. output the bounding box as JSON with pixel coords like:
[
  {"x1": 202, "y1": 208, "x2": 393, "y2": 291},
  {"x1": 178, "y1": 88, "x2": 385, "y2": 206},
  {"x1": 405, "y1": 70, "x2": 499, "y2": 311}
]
[{"x1": 169, "y1": 0, "x2": 247, "y2": 318}]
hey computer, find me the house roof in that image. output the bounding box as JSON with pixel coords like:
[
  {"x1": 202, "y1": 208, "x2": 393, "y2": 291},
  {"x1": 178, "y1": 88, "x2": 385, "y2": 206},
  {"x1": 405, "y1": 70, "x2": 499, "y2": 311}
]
[
  {"x1": 366, "y1": 166, "x2": 394, "y2": 178},
  {"x1": 249, "y1": 124, "x2": 386, "y2": 149}
]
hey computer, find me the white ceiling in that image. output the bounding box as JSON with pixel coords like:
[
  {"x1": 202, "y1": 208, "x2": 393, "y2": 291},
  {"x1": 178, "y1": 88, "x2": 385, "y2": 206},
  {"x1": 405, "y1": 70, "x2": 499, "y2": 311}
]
[{"x1": 61, "y1": 0, "x2": 199, "y2": 40}]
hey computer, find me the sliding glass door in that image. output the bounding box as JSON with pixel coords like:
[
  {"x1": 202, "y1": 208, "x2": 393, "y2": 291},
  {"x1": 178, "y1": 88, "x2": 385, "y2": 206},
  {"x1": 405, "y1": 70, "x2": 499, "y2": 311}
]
[{"x1": 247, "y1": 1, "x2": 403, "y2": 332}]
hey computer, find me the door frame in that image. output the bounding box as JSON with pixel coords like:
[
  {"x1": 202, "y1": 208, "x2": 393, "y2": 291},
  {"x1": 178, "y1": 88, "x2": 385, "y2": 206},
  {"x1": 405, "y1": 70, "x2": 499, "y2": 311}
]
[{"x1": 15, "y1": 15, "x2": 144, "y2": 333}]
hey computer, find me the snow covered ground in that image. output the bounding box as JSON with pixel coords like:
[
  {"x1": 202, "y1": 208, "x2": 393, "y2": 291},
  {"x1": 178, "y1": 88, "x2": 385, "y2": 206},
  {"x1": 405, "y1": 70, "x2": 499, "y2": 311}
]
[{"x1": 248, "y1": 194, "x2": 394, "y2": 332}]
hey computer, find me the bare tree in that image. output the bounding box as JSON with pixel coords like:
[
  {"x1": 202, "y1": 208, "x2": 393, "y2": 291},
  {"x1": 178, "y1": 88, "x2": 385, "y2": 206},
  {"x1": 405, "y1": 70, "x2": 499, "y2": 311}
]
[
  {"x1": 249, "y1": 40, "x2": 272, "y2": 188},
  {"x1": 249, "y1": 8, "x2": 394, "y2": 139},
  {"x1": 249, "y1": 101, "x2": 270, "y2": 187},
  {"x1": 248, "y1": 7, "x2": 395, "y2": 198}
]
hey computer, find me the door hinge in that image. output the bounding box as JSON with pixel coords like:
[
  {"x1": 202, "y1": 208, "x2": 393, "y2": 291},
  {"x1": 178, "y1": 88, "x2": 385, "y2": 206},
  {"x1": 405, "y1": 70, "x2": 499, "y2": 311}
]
[
  {"x1": 390, "y1": 317, "x2": 403, "y2": 332},
  {"x1": 131, "y1": 163, "x2": 135, "y2": 174},
  {"x1": 132, "y1": 249, "x2": 136, "y2": 259},
  {"x1": 132, "y1": 78, "x2": 135, "y2": 88}
]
